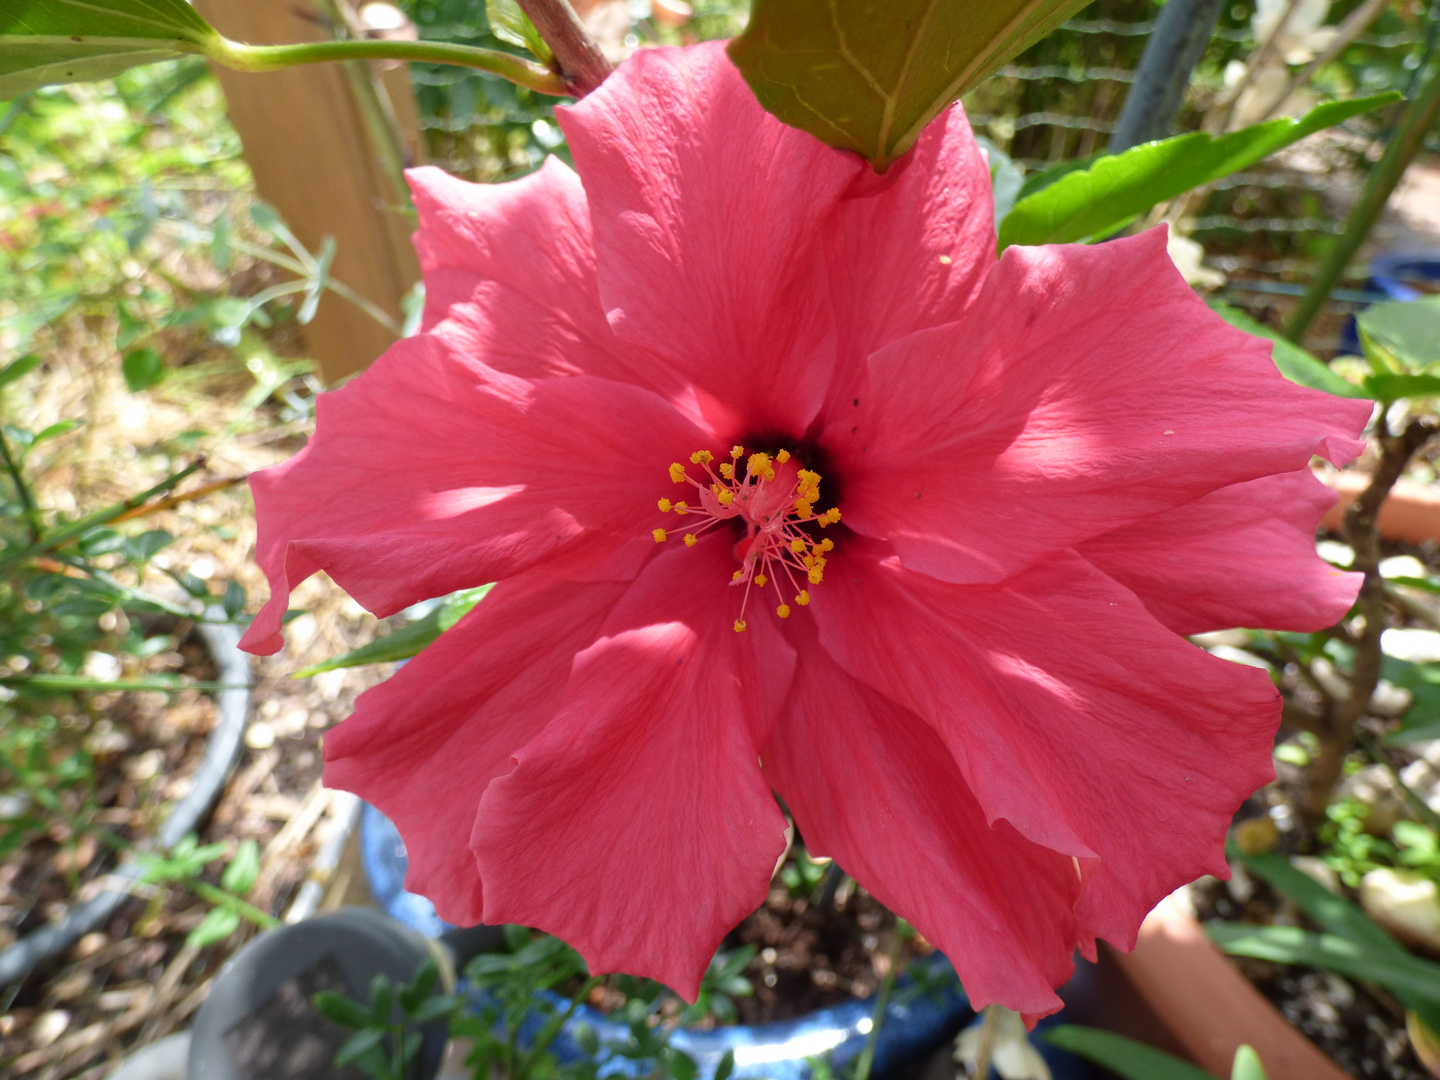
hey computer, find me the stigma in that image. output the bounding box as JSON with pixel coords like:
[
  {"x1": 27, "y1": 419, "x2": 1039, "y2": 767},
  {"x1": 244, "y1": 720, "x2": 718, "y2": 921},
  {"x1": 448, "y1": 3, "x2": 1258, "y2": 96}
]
[{"x1": 654, "y1": 445, "x2": 840, "y2": 631}]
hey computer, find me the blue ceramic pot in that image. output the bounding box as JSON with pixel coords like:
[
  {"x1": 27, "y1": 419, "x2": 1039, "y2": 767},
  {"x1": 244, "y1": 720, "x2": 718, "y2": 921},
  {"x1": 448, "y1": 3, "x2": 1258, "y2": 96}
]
[{"x1": 360, "y1": 803, "x2": 1093, "y2": 1080}]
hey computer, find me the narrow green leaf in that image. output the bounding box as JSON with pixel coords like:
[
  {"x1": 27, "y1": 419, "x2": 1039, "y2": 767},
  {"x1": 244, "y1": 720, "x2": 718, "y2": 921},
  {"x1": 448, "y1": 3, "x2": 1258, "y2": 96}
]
[
  {"x1": 312, "y1": 990, "x2": 375, "y2": 1030},
  {"x1": 292, "y1": 585, "x2": 492, "y2": 678},
  {"x1": 122, "y1": 348, "x2": 166, "y2": 393},
  {"x1": 1208, "y1": 302, "x2": 1370, "y2": 399},
  {"x1": 186, "y1": 905, "x2": 241, "y2": 948},
  {"x1": 1041, "y1": 1025, "x2": 1216, "y2": 1080},
  {"x1": 998, "y1": 94, "x2": 1399, "y2": 249},
  {"x1": 221, "y1": 838, "x2": 261, "y2": 895},
  {"x1": 1364, "y1": 372, "x2": 1440, "y2": 401},
  {"x1": 223, "y1": 580, "x2": 246, "y2": 620},
  {"x1": 0, "y1": 0, "x2": 220, "y2": 99},
  {"x1": 31, "y1": 420, "x2": 80, "y2": 445},
  {"x1": 291, "y1": 610, "x2": 442, "y2": 678},
  {"x1": 727, "y1": 0, "x2": 1093, "y2": 169},
  {"x1": 1208, "y1": 922, "x2": 1440, "y2": 1008},
  {"x1": 0, "y1": 355, "x2": 40, "y2": 390},
  {"x1": 335, "y1": 1026, "x2": 386, "y2": 1066},
  {"x1": 1231, "y1": 1045, "x2": 1266, "y2": 1080}
]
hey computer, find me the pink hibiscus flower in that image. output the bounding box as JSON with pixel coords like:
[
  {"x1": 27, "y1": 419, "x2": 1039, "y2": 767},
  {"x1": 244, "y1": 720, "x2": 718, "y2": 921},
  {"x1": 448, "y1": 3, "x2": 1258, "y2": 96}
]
[{"x1": 240, "y1": 42, "x2": 1371, "y2": 1016}]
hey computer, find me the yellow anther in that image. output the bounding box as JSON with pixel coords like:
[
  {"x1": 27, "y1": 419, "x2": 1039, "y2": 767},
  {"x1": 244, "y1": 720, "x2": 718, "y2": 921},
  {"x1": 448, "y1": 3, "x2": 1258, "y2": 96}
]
[
  {"x1": 796, "y1": 590, "x2": 810, "y2": 606},
  {"x1": 802, "y1": 555, "x2": 815, "y2": 568},
  {"x1": 755, "y1": 574, "x2": 768, "y2": 587},
  {"x1": 790, "y1": 537, "x2": 806, "y2": 554},
  {"x1": 717, "y1": 490, "x2": 734, "y2": 506},
  {"x1": 733, "y1": 619, "x2": 747, "y2": 633},
  {"x1": 658, "y1": 498, "x2": 672, "y2": 512},
  {"x1": 776, "y1": 604, "x2": 791, "y2": 619},
  {"x1": 690, "y1": 450, "x2": 714, "y2": 464},
  {"x1": 776, "y1": 449, "x2": 791, "y2": 463},
  {"x1": 732, "y1": 569, "x2": 743, "y2": 582},
  {"x1": 808, "y1": 566, "x2": 824, "y2": 584},
  {"x1": 673, "y1": 500, "x2": 689, "y2": 514},
  {"x1": 794, "y1": 499, "x2": 815, "y2": 517},
  {"x1": 719, "y1": 463, "x2": 735, "y2": 479},
  {"x1": 818, "y1": 538, "x2": 834, "y2": 552},
  {"x1": 653, "y1": 528, "x2": 667, "y2": 543},
  {"x1": 731, "y1": 445, "x2": 744, "y2": 459},
  {"x1": 684, "y1": 534, "x2": 697, "y2": 547},
  {"x1": 747, "y1": 452, "x2": 775, "y2": 481},
  {"x1": 669, "y1": 463, "x2": 687, "y2": 483},
  {"x1": 818, "y1": 507, "x2": 842, "y2": 527}
]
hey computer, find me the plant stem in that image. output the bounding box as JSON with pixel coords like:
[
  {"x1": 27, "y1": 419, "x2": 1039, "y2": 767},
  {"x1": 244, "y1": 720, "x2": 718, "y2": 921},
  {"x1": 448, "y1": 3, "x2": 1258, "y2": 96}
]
[
  {"x1": 311, "y1": 0, "x2": 415, "y2": 214},
  {"x1": 515, "y1": 0, "x2": 612, "y2": 96},
  {"x1": 970, "y1": 1005, "x2": 1000, "y2": 1080},
  {"x1": 1285, "y1": 61, "x2": 1440, "y2": 342},
  {"x1": 206, "y1": 37, "x2": 567, "y2": 96},
  {"x1": 0, "y1": 459, "x2": 207, "y2": 575},
  {"x1": 853, "y1": 934, "x2": 904, "y2": 1080},
  {"x1": 0, "y1": 425, "x2": 41, "y2": 543},
  {"x1": 1303, "y1": 417, "x2": 1437, "y2": 819},
  {"x1": 189, "y1": 882, "x2": 280, "y2": 930},
  {"x1": 521, "y1": 975, "x2": 603, "y2": 1078},
  {"x1": 1356, "y1": 728, "x2": 1440, "y2": 833}
]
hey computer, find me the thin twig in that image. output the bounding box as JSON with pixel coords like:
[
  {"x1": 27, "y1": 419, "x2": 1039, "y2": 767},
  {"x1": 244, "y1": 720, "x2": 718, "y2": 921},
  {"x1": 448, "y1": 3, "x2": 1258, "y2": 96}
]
[
  {"x1": 515, "y1": 0, "x2": 612, "y2": 96},
  {"x1": 971, "y1": 1005, "x2": 1000, "y2": 1080},
  {"x1": 853, "y1": 933, "x2": 905, "y2": 1080},
  {"x1": 0, "y1": 424, "x2": 41, "y2": 543},
  {"x1": 0, "y1": 459, "x2": 207, "y2": 575},
  {"x1": 1304, "y1": 416, "x2": 1437, "y2": 818},
  {"x1": 1356, "y1": 728, "x2": 1440, "y2": 833},
  {"x1": 1258, "y1": 0, "x2": 1391, "y2": 124}
]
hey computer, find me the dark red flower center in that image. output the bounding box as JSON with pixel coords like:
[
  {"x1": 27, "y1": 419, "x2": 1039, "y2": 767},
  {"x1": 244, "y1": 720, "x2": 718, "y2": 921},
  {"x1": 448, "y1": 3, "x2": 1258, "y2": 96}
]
[{"x1": 653, "y1": 445, "x2": 841, "y2": 631}]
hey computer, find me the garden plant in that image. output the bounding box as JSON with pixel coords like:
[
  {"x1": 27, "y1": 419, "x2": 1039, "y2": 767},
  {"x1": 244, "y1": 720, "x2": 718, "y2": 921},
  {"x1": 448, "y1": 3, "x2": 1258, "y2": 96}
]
[{"x1": 6, "y1": 0, "x2": 1440, "y2": 1079}]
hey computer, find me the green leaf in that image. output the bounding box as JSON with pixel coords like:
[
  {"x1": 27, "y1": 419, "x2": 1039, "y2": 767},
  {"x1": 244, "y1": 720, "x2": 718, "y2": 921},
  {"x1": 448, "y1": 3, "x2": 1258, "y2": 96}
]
[
  {"x1": 122, "y1": 348, "x2": 166, "y2": 393},
  {"x1": 1363, "y1": 372, "x2": 1440, "y2": 402},
  {"x1": 186, "y1": 905, "x2": 241, "y2": 948},
  {"x1": 1208, "y1": 301, "x2": 1370, "y2": 399},
  {"x1": 222, "y1": 580, "x2": 245, "y2": 621},
  {"x1": 1238, "y1": 845, "x2": 1440, "y2": 1034},
  {"x1": 0, "y1": 355, "x2": 40, "y2": 390},
  {"x1": 335, "y1": 1027, "x2": 386, "y2": 1066},
  {"x1": 312, "y1": 990, "x2": 375, "y2": 1030},
  {"x1": 221, "y1": 838, "x2": 260, "y2": 895},
  {"x1": 1041, "y1": 1025, "x2": 1215, "y2": 1080},
  {"x1": 31, "y1": 420, "x2": 80, "y2": 446},
  {"x1": 1231, "y1": 1045, "x2": 1267, "y2": 1080},
  {"x1": 292, "y1": 585, "x2": 493, "y2": 678},
  {"x1": 485, "y1": 0, "x2": 552, "y2": 63},
  {"x1": 998, "y1": 94, "x2": 1399, "y2": 249},
  {"x1": 715, "y1": 1047, "x2": 735, "y2": 1080},
  {"x1": 1207, "y1": 922, "x2": 1440, "y2": 1008},
  {"x1": 727, "y1": 0, "x2": 1093, "y2": 169},
  {"x1": 1357, "y1": 296, "x2": 1440, "y2": 371},
  {"x1": 0, "y1": 0, "x2": 220, "y2": 99}
]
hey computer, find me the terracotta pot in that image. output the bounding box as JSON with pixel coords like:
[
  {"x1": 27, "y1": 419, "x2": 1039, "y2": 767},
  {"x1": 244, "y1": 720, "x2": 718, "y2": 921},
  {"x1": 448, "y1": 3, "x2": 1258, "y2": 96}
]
[
  {"x1": 1106, "y1": 892, "x2": 1349, "y2": 1080},
  {"x1": 1320, "y1": 470, "x2": 1440, "y2": 544}
]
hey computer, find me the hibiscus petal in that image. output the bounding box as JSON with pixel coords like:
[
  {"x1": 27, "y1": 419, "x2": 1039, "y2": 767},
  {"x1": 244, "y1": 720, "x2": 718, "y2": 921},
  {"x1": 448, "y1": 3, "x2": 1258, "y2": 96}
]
[
  {"x1": 819, "y1": 105, "x2": 996, "y2": 431},
  {"x1": 557, "y1": 41, "x2": 864, "y2": 438},
  {"x1": 832, "y1": 227, "x2": 1373, "y2": 585},
  {"x1": 1079, "y1": 469, "x2": 1362, "y2": 635},
  {"x1": 410, "y1": 159, "x2": 677, "y2": 393},
  {"x1": 322, "y1": 573, "x2": 627, "y2": 924},
  {"x1": 764, "y1": 618, "x2": 1083, "y2": 1016},
  {"x1": 813, "y1": 542, "x2": 1279, "y2": 949},
  {"x1": 473, "y1": 536, "x2": 794, "y2": 1000},
  {"x1": 240, "y1": 334, "x2": 706, "y2": 654}
]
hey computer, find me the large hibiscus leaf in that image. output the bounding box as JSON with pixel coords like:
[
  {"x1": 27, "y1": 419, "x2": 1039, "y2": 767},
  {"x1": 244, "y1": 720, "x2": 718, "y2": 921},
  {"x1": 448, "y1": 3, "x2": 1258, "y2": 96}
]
[
  {"x1": 726, "y1": 0, "x2": 1092, "y2": 170},
  {"x1": 0, "y1": 0, "x2": 220, "y2": 99},
  {"x1": 998, "y1": 93, "x2": 1398, "y2": 248}
]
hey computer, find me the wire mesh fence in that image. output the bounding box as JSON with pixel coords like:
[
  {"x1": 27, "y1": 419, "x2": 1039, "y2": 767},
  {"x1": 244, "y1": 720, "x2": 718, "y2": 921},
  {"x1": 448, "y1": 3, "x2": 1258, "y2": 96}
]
[{"x1": 392, "y1": 0, "x2": 1438, "y2": 353}]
